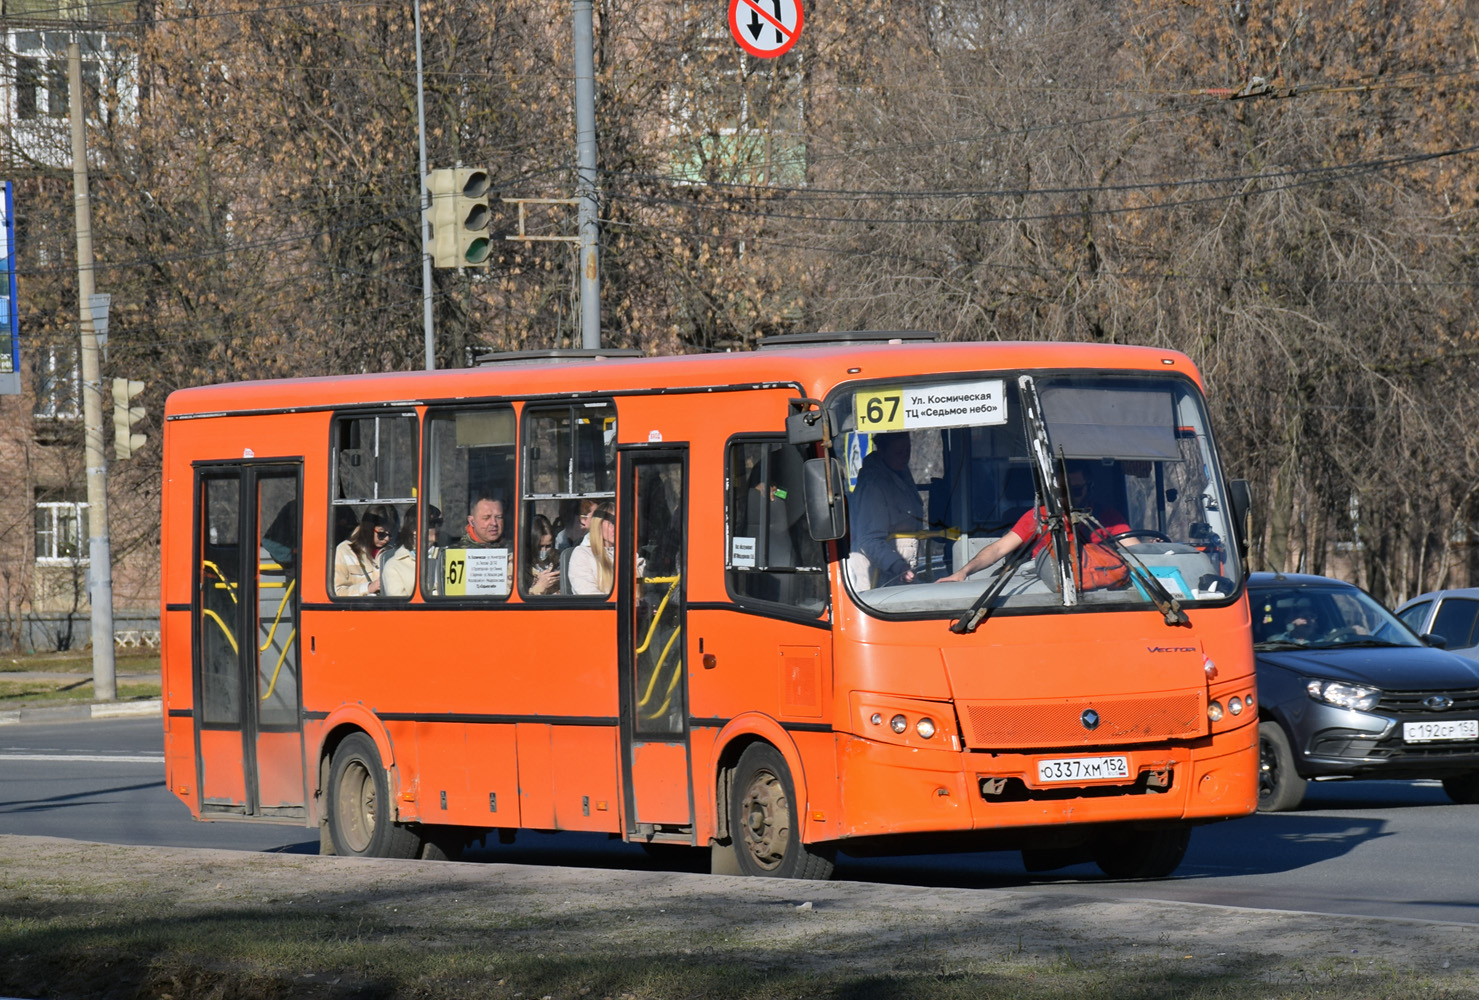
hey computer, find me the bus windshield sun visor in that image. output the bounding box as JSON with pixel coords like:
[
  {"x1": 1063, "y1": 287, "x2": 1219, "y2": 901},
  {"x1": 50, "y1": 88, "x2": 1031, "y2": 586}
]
[{"x1": 1038, "y1": 386, "x2": 1179, "y2": 461}]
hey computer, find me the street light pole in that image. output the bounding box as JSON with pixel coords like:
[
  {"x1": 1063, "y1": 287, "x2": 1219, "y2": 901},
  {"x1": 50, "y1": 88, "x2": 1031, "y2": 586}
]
[
  {"x1": 573, "y1": 0, "x2": 600, "y2": 349},
  {"x1": 414, "y1": 0, "x2": 436, "y2": 371},
  {"x1": 69, "y1": 39, "x2": 115, "y2": 700}
]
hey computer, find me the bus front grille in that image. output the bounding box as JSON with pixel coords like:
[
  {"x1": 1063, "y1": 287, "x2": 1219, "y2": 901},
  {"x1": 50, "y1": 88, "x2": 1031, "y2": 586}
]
[{"x1": 959, "y1": 691, "x2": 1206, "y2": 749}]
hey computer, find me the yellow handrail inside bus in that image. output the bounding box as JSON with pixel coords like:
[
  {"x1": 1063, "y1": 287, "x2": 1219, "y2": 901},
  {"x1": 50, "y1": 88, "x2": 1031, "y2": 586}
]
[
  {"x1": 637, "y1": 624, "x2": 682, "y2": 710},
  {"x1": 634, "y1": 575, "x2": 680, "y2": 655},
  {"x1": 643, "y1": 631, "x2": 685, "y2": 720},
  {"x1": 259, "y1": 627, "x2": 297, "y2": 702},
  {"x1": 201, "y1": 608, "x2": 239, "y2": 654},
  {"x1": 203, "y1": 560, "x2": 239, "y2": 605},
  {"x1": 257, "y1": 579, "x2": 296, "y2": 653}
]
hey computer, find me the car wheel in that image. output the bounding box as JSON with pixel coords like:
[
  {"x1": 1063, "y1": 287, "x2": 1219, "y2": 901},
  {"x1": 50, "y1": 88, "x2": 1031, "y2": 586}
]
[
  {"x1": 327, "y1": 732, "x2": 423, "y2": 859},
  {"x1": 1092, "y1": 825, "x2": 1191, "y2": 879},
  {"x1": 1441, "y1": 773, "x2": 1479, "y2": 804},
  {"x1": 1258, "y1": 721, "x2": 1307, "y2": 812},
  {"x1": 728, "y1": 744, "x2": 835, "y2": 879}
]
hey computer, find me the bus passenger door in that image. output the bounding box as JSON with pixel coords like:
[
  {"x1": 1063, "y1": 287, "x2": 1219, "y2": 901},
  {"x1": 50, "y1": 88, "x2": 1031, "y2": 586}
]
[
  {"x1": 194, "y1": 463, "x2": 308, "y2": 819},
  {"x1": 617, "y1": 448, "x2": 693, "y2": 840}
]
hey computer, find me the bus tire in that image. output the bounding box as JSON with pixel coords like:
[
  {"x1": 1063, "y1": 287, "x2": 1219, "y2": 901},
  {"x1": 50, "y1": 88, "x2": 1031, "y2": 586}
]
[
  {"x1": 1258, "y1": 721, "x2": 1307, "y2": 812},
  {"x1": 1092, "y1": 824, "x2": 1191, "y2": 879},
  {"x1": 729, "y1": 743, "x2": 835, "y2": 880},
  {"x1": 327, "y1": 732, "x2": 422, "y2": 859}
]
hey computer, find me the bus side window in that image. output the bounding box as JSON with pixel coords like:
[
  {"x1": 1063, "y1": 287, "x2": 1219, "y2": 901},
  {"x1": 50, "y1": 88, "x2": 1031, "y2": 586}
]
[
  {"x1": 521, "y1": 401, "x2": 616, "y2": 598},
  {"x1": 328, "y1": 412, "x2": 417, "y2": 599},
  {"x1": 424, "y1": 406, "x2": 517, "y2": 599},
  {"x1": 725, "y1": 437, "x2": 828, "y2": 615}
]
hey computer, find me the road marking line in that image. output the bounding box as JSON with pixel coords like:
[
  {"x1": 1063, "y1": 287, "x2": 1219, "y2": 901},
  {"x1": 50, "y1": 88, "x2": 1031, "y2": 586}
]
[{"x1": 0, "y1": 753, "x2": 163, "y2": 763}]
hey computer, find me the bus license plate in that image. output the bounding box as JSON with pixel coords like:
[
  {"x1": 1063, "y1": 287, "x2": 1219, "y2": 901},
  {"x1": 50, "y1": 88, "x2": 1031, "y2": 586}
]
[
  {"x1": 1036, "y1": 755, "x2": 1131, "y2": 783},
  {"x1": 1403, "y1": 719, "x2": 1479, "y2": 743}
]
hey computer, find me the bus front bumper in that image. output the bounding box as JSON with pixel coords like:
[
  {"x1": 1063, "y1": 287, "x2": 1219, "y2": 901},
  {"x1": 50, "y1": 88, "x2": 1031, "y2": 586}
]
[{"x1": 832, "y1": 720, "x2": 1257, "y2": 840}]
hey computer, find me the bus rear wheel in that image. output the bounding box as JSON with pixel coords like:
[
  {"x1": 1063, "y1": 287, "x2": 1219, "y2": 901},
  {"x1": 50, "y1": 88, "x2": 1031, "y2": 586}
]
[
  {"x1": 1092, "y1": 824, "x2": 1191, "y2": 879},
  {"x1": 327, "y1": 733, "x2": 422, "y2": 859},
  {"x1": 728, "y1": 744, "x2": 835, "y2": 880}
]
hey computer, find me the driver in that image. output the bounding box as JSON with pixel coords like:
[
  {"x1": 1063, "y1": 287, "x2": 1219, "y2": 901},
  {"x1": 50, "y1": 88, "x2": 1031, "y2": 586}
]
[
  {"x1": 937, "y1": 460, "x2": 1134, "y2": 584},
  {"x1": 1268, "y1": 601, "x2": 1321, "y2": 643}
]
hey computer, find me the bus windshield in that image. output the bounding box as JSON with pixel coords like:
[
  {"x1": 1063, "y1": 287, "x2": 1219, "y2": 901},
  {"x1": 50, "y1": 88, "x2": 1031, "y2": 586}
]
[{"x1": 831, "y1": 371, "x2": 1243, "y2": 617}]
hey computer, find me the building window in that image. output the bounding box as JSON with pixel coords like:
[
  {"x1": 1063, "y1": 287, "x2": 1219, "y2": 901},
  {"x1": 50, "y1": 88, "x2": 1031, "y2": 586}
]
[
  {"x1": 16, "y1": 56, "x2": 39, "y2": 120},
  {"x1": 33, "y1": 344, "x2": 80, "y2": 419},
  {"x1": 35, "y1": 495, "x2": 88, "y2": 564},
  {"x1": 669, "y1": 6, "x2": 805, "y2": 185}
]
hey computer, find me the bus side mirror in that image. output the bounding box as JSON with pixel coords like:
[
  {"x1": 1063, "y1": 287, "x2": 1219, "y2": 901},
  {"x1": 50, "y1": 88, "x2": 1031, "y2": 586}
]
[
  {"x1": 802, "y1": 457, "x2": 847, "y2": 541},
  {"x1": 1227, "y1": 479, "x2": 1252, "y2": 560},
  {"x1": 786, "y1": 397, "x2": 827, "y2": 445}
]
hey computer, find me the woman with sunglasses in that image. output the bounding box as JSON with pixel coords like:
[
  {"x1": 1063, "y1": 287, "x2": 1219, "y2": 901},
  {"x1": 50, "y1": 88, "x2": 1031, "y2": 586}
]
[{"x1": 333, "y1": 504, "x2": 394, "y2": 596}]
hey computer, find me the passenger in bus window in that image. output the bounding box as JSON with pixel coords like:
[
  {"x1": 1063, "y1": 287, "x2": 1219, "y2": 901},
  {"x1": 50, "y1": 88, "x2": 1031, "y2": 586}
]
[
  {"x1": 462, "y1": 495, "x2": 508, "y2": 549},
  {"x1": 380, "y1": 508, "x2": 418, "y2": 598},
  {"x1": 526, "y1": 513, "x2": 561, "y2": 595},
  {"x1": 554, "y1": 498, "x2": 597, "y2": 551},
  {"x1": 422, "y1": 505, "x2": 443, "y2": 597},
  {"x1": 936, "y1": 462, "x2": 1132, "y2": 584},
  {"x1": 848, "y1": 432, "x2": 924, "y2": 589},
  {"x1": 333, "y1": 504, "x2": 393, "y2": 596},
  {"x1": 568, "y1": 503, "x2": 616, "y2": 595}
]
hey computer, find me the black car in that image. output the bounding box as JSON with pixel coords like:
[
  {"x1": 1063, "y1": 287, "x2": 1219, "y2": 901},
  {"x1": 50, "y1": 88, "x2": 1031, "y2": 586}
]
[{"x1": 1251, "y1": 572, "x2": 1479, "y2": 811}]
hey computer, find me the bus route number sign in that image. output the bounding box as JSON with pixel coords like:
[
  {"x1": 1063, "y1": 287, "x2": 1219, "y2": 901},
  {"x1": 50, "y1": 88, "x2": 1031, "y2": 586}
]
[{"x1": 855, "y1": 378, "x2": 1007, "y2": 433}]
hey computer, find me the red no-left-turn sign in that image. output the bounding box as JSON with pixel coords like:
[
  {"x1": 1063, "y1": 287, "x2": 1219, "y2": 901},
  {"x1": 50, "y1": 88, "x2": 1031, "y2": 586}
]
[{"x1": 729, "y1": 0, "x2": 804, "y2": 59}]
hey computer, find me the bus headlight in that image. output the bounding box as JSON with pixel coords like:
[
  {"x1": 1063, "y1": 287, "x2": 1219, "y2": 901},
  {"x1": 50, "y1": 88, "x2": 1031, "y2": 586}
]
[
  {"x1": 916, "y1": 717, "x2": 937, "y2": 739},
  {"x1": 1207, "y1": 700, "x2": 1224, "y2": 722},
  {"x1": 1228, "y1": 696, "x2": 1244, "y2": 716},
  {"x1": 890, "y1": 714, "x2": 908, "y2": 734}
]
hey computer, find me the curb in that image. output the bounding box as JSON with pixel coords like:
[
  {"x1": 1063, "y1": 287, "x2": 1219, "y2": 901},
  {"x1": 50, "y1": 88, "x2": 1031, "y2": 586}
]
[{"x1": 0, "y1": 699, "x2": 162, "y2": 726}]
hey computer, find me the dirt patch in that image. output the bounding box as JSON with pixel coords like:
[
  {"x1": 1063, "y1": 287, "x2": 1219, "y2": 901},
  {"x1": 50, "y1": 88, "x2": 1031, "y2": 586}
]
[{"x1": 1, "y1": 836, "x2": 1474, "y2": 999}]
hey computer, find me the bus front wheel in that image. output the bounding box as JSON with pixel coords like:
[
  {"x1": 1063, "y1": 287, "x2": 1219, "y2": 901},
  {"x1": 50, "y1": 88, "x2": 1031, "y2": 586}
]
[
  {"x1": 1092, "y1": 824, "x2": 1191, "y2": 879},
  {"x1": 327, "y1": 733, "x2": 422, "y2": 859},
  {"x1": 728, "y1": 744, "x2": 835, "y2": 880}
]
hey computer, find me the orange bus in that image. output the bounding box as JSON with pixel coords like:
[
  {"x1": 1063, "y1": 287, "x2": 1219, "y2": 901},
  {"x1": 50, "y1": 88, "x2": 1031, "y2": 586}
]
[{"x1": 160, "y1": 333, "x2": 1258, "y2": 878}]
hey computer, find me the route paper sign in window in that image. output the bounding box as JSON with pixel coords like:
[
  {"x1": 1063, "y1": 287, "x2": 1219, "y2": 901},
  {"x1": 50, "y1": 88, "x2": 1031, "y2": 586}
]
[{"x1": 855, "y1": 379, "x2": 1007, "y2": 433}]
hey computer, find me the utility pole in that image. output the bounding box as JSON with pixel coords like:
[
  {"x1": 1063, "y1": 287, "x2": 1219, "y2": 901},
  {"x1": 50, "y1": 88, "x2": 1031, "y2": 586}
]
[
  {"x1": 69, "y1": 38, "x2": 115, "y2": 700},
  {"x1": 413, "y1": 0, "x2": 435, "y2": 371},
  {"x1": 573, "y1": 0, "x2": 600, "y2": 349}
]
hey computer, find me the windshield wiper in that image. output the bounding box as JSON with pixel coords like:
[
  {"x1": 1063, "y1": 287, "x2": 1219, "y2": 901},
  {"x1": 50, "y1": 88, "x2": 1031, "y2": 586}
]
[
  {"x1": 1254, "y1": 640, "x2": 1307, "y2": 651},
  {"x1": 950, "y1": 538, "x2": 1034, "y2": 635},
  {"x1": 1085, "y1": 515, "x2": 1190, "y2": 627}
]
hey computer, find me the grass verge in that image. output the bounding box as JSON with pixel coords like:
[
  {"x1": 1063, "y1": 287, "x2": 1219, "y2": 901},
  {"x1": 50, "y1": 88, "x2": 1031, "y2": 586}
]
[{"x1": 0, "y1": 838, "x2": 1474, "y2": 1000}]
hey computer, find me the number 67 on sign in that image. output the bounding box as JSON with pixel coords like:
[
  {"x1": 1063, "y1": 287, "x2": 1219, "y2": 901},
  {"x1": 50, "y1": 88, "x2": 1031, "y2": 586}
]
[{"x1": 856, "y1": 388, "x2": 904, "y2": 432}]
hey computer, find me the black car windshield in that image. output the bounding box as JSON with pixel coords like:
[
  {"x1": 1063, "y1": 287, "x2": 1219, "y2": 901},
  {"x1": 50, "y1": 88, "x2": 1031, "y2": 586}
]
[{"x1": 1251, "y1": 584, "x2": 1422, "y2": 649}]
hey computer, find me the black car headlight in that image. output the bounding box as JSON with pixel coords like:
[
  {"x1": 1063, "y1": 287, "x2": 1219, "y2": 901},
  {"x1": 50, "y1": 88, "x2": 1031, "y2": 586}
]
[{"x1": 1305, "y1": 678, "x2": 1382, "y2": 712}]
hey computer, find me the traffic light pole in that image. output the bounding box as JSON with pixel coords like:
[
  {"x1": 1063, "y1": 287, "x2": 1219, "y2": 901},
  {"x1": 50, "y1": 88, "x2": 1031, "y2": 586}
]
[
  {"x1": 574, "y1": 0, "x2": 600, "y2": 349},
  {"x1": 69, "y1": 39, "x2": 116, "y2": 700}
]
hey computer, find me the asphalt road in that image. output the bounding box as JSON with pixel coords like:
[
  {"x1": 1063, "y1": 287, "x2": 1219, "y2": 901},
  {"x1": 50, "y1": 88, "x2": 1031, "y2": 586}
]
[{"x1": 3, "y1": 715, "x2": 1477, "y2": 924}]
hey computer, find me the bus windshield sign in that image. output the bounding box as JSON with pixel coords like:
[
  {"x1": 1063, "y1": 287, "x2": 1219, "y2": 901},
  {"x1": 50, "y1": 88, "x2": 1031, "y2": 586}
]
[{"x1": 856, "y1": 378, "x2": 1007, "y2": 433}]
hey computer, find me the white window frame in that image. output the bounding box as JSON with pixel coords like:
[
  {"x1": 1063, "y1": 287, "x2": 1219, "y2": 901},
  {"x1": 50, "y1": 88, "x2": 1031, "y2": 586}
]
[
  {"x1": 35, "y1": 500, "x2": 89, "y2": 565},
  {"x1": 33, "y1": 343, "x2": 81, "y2": 419}
]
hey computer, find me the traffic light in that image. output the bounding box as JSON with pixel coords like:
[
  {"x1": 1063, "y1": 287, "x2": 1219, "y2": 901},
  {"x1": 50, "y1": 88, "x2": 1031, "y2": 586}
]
[
  {"x1": 424, "y1": 167, "x2": 492, "y2": 269},
  {"x1": 111, "y1": 377, "x2": 145, "y2": 460}
]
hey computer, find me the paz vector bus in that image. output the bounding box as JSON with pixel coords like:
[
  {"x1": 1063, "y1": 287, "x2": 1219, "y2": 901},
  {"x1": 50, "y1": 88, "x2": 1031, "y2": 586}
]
[{"x1": 160, "y1": 331, "x2": 1257, "y2": 878}]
